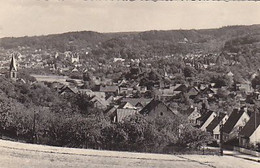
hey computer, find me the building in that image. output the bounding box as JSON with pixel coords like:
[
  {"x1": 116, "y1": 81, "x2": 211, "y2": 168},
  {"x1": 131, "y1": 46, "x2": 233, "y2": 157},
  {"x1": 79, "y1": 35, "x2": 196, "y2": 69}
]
[
  {"x1": 197, "y1": 111, "x2": 217, "y2": 131},
  {"x1": 121, "y1": 98, "x2": 152, "y2": 111},
  {"x1": 59, "y1": 85, "x2": 78, "y2": 95},
  {"x1": 185, "y1": 106, "x2": 201, "y2": 125},
  {"x1": 239, "y1": 112, "x2": 260, "y2": 147},
  {"x1": 139, "y1": 99, "x2": 178, "y2": 118},
  {"x1": 222, "y1": 107, "x2": 250, "y2": 142},
  {"x1": 89, "y1": 96, "x2": 109, "y2": 110},
  {"x1": 71, "y1": 53, "x2": 80, "y2": 63},
  {"x1": 10, "y1": 54, "x2": 18, "y2": 80},
  {"x1": 114, "y1": 109, "x2": 138, "y2": 122},
  {"x1": 206, "y1": 112, "x2": 228, "y2": 142},
  {"x1": 78, "y1": 89, "x2": 106, "y2": 99},
  {"x1": 99, "y1": 85, "x2": 119, "y2": 96}
]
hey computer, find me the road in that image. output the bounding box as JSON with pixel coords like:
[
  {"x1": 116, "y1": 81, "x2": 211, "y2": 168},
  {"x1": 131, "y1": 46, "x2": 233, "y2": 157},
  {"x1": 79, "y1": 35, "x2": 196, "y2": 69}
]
[{"x1": 0, "y1": 139, "x2": 259, "y2": 168}]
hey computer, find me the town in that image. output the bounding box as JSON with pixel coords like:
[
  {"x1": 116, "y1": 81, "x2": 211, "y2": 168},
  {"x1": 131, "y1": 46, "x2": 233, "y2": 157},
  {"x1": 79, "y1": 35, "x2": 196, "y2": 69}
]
[{"x1": 0, "y1": 25, "x2": 260, "y2": 158}]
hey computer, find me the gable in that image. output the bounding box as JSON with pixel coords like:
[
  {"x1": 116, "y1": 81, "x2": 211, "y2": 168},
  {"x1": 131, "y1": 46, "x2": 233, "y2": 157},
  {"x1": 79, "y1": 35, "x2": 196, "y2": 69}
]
[
  {"x1": 249, "y1": 125, "x2": 260, "y2": 144},
  {"x1": 206, "y1": 113, "x2": 227, "y2": 132},
  {"x1": 140, "y1": 99, "x2": 177, "y2": 118},
  {"x1": 222, "y1": 109, "x2": 249, "y2": 134},
  {"x1": 187, "y1": 87, "x2": 199, "y2": 95},
  {"x1": 239, "y1": 113, "x2": 259, "y2": 138}
]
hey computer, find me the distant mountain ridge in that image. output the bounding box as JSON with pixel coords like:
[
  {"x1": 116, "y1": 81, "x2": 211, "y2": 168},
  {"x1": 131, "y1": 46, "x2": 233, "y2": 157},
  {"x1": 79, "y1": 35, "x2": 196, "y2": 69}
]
[{"x1": 0, "y1": 24, "x2": 259, "y2": 57}]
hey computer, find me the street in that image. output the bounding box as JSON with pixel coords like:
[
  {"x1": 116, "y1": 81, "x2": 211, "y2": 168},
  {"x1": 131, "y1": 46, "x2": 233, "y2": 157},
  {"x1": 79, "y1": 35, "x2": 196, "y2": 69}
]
[{"x1": 0, "y1": 139, "x2": 259, "y2": 168}]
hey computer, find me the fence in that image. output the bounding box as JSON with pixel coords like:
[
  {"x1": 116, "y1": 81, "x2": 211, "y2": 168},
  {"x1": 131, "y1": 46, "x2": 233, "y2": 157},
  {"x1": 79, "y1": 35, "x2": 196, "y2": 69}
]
[{"x1": 234, "y1": 146, "x2": 260, "y2": 157}]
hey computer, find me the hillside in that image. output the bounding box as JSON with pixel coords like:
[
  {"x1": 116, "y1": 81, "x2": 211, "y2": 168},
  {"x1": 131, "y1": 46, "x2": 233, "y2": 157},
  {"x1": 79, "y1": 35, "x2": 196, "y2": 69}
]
[
  {"x1": 0, "y1": 24, "x2": 260, "y2": 83},
  {"x1": 1, "y1": 25, "x2": 259, "y2": 56}
]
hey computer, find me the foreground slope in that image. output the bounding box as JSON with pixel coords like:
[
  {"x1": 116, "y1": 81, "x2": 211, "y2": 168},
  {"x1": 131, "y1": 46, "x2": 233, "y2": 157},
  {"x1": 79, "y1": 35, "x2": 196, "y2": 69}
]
[{"x1": 0, "y1": 139, "x2": 259, "y2": 168}]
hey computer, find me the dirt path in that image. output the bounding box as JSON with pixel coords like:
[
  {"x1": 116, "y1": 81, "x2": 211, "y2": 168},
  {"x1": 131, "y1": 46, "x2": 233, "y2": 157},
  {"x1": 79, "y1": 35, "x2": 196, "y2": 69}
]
[{"x1": 0, "y1": 139, "x2": 259, "y2": 168}]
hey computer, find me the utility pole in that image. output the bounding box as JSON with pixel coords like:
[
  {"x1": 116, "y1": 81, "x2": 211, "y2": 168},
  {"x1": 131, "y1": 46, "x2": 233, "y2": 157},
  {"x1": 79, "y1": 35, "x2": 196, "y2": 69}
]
[
  {"x1": 219, "y1": 120, "x2": 224, "y2": 156},
  {"x1": 32, "y1": 110, "x2": 36, "y2": 143},
  {"x1": 32, "y1": 110, "x2": 38, "y2": 144},
  {"x1": 255, "y1": 111, "x2": 257, "y2": 145},
  {"x1": 218, "y1": 110, "x2": 224, "y2": 156}
]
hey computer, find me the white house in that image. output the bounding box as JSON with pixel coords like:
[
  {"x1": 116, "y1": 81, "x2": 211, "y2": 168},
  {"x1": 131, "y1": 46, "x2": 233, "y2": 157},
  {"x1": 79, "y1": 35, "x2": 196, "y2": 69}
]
[
  {"x1": 222, "y1": 107, "x2": 250, "y2": 141},
  {"x1": 239, "y1": 112, "x2": 260, "y2": 147},
  {"x1": 197, "y1": 111, "x2": 217, "y2": 131}
]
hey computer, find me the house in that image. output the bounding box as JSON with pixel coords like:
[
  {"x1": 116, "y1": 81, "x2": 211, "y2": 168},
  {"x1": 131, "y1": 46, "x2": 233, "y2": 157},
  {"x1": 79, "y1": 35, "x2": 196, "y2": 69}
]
[
  {"x1": 78, "y1": 89, "x2": 106, "y2": 99},
  {"x1": 222, "y1": 107, "x2": 250, "y2": 142},
  {"x1": 118, "y1": 102, "x2": 137, "y2": 110},
  {"x1": 121, "y1": 98, "x2": 152, "y2": 111},
  {"x1": 227, "y1": 71, "x2": 234, "y2": 77},
  {"x1": 138, "y1": 85, "x2": 148, "y2": 93},
  {"x1": 198, "y1": 83, "x2": 208, "y2": 91},
  {"x1": 105, "y1": 95, "x2": 114, "y2": 105},
  {"x1": 104, "y1": 105, "x2": 119, "y2": 122},
  {"x1": 199, "y1": 87, "x2": 216, "y2": 98},
  {"x1": 239, "y1": 112, "x2": 260, "y2": 147},
  {"x1": 197, "y1": 111, "x2": 217, "y2": 131},
  {"x1": 106, "y1": 101, "x2": 138, "y2": 123},
  {"x1": 59, "y1": 85, "x2": 78, "y2": 95},
  {"x1": 100, "y1": 85, "x2": 119, "y2": 96},
  {"x1": 71, "y1": 67, "x2": 79, "y2": 72},
  {"x1": 206, "y1": 112, "x2": 229, "y2": 142},
  {"x1": 186, "y1": 86, "x2": 199, "y2": 99},
  {"x1": 71, "y1": 53, "x2": 80, "y2": 63},
  {"x1": 114, "y1": 109, "x2": 137, "y2": 122},
  {"x1": 173, "y1": 84, "x2": 188, "y2": 95},
  {"x1": 121, "y1": 98, "x2": 152, "y2": 107},
  {"x1": 118, "y1": 79, "x2": 128, "y2": 87},
  {"x1": 155, "y1": 88, "x2": 175, "y2": 102},
  {"x1": 118, "y1": 87, "x2": 134, "y2": 95},
  {"x1": 236, "y1": 83, "x2": 253, "y2": 94},
  {"x1": 185, "y1": 106, "x2": 201, "y2": 125},
  {"x1": 113, "y1": 58, "x2": 125, "y2": 62},
  {"x1": 139, "y1": 99, "x2": 178, "y2": 118},
  {"x1": 89, "y1": 96, "x2": 109, "y2": 110}
]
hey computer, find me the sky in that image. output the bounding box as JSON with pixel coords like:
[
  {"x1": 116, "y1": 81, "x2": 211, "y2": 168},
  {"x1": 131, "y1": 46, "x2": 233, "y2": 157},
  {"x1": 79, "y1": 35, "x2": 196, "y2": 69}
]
[{"x1": 0, "y1": 0, "x2": 259, "y2": 38}]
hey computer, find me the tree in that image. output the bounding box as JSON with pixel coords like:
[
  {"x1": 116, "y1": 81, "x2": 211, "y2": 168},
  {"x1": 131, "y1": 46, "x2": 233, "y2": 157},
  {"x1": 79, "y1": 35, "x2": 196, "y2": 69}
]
[
  {"x1": 183, "y1": 66, "x2": 196, "y2": 78},
  {"x1": 177, "y1": 124, "x2": 213, "y2": 149},
  {"x1": 252, "y1": 76, "x2": 260, "y2": 89}
]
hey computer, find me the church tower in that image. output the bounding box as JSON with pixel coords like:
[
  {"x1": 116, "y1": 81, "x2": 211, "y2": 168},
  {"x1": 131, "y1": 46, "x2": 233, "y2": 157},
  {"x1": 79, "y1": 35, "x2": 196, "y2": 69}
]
[{"x1": 10, "y1": 54, "x2": 18, "y2": 80}]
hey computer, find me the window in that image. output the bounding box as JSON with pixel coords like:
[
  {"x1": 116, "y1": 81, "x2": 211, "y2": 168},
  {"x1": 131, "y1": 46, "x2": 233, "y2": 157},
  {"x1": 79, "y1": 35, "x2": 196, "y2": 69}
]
[
  {"x1": 12, "y1": 72, "x2": 16, "y2": 78},
  {"x1": 160, "y1": 112, "x2": 163, "y2": 116}
]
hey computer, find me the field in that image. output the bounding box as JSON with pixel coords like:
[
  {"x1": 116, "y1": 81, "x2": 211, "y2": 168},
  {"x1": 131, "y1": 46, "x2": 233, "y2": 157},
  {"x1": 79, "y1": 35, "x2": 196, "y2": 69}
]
[{"x1": 0, "y1": 139, "x2": 259, "y2": 168}]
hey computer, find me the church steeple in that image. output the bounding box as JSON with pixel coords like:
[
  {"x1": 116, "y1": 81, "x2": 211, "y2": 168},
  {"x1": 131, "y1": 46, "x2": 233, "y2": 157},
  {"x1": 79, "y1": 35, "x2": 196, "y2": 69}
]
[{"x1": 10, "y1": 54, "x2": 18, "y2": 80}]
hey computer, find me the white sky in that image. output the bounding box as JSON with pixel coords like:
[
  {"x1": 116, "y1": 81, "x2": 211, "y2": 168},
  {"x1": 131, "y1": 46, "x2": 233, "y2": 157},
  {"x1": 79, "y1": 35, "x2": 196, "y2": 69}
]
[{"x1": 0, "y1": 0, "x2": 259, "y2": 38}]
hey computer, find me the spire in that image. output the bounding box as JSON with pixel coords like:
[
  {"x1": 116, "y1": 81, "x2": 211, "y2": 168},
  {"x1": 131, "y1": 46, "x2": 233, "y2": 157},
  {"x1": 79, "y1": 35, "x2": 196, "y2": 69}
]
[
  {"x1": 10, "y1": 54, "x2": 18, "y2": 80},
  {"x1": 10, "y1": 54, "x2": 17, "y2": 72}
]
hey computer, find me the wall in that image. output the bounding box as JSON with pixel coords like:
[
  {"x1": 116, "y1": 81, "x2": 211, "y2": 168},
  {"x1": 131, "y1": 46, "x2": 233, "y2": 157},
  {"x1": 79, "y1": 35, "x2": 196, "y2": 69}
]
[
  {"x1": 250, "y1": 125, "x2": 260, "y2": 145},
  {"x1": 213, "y1": 115, "x2": 229, "y2": 135},
  {"x1": 234, "y1": 146, "x2": 260, "y2": 157},
  {"x1": 233, "y1": 112, "x2": 250, "y2": 129}
]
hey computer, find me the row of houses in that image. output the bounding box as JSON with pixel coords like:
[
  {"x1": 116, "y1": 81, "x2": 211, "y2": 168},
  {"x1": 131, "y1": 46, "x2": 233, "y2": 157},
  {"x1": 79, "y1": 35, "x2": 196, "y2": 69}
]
[{"x1": 190, "y1": 106, "x2": 260, "y2": 147}]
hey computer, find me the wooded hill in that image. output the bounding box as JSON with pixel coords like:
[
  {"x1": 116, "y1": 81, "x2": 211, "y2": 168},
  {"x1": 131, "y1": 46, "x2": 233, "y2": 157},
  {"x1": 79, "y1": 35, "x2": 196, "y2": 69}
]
[{"x1": 1, "y1": 25, "x2": 259, "y2": 59}]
